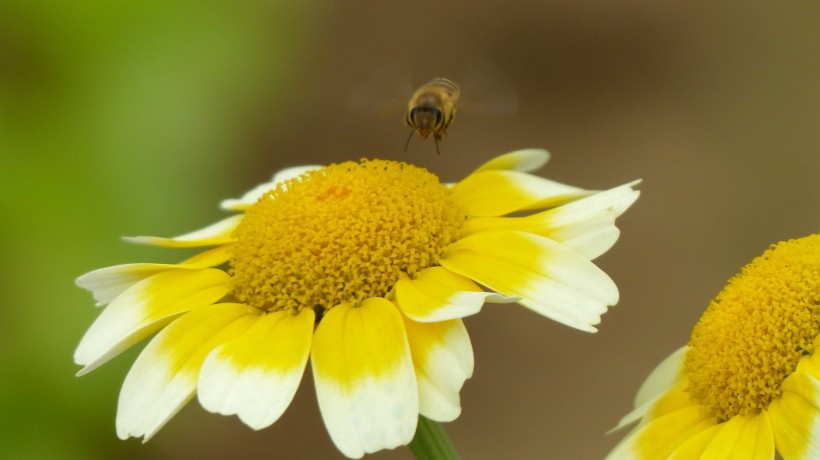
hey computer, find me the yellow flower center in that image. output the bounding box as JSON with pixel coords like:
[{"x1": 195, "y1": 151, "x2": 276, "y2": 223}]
[
  {"x1": 229, "y1": 159, "x2": 466, "y2": 315},
  {"x1": 685, "y1": 234, "x2": 820, "y2": 421}
]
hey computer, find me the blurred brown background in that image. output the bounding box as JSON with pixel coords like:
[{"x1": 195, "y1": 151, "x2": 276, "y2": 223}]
[{"x1": 1, "y1": 1, "x2": 819, "y2": 459}]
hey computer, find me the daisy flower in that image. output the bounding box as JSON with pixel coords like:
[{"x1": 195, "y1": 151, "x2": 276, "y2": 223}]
[
  {"x1": 607, "y1": 234, "x2": 820, "y2": 460},
  {"x1": 75, "y1": 149, "x2": 639, "y2": 458}
]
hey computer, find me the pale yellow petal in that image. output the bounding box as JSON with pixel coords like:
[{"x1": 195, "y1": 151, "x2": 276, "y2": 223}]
[
  {"x1": 769, "y1": 370, "x2": 820, "y2": 459},
  {"x1": 461, "y1": 181, "x2": 640, "y2": 259},
  {"x1": 667, "y1": 424, "x2": 721, "y2": 460},
  {"x1": 198, "y1": 308, "x2": 314, "y2": 430},
  {"x1": 634, "y1": 347, "x2": 688, "y2": 409},
  {"x1": 699, "y1": 412, "x2": 774, "y2": 460},
  {"x1": 470, "y1": 149, "x2": 550, "y2": 174},
  {"x1": 312, "y1": 298, "x2": 417, "y2": 459},
  {"x1": 75, "y1": 268, "x2": 230, "y2": 375},
  {"x1": 124, "y1": 215, "x2": 241, "y2": 247},
  {"x1": 76, "y1": 246, "x2": 231, "y2": 307},
  {"x1": 403, "y1": 317, "x2": 472, "y2": 422},
  {"x1": 646, "y1": 382, "x2": 696, "y2": 420},
  {"x1": 180, "y1": 245, "x2": 232, "y2": 267},
  {"x1": 450, "y1": 169, "x2": 589, "y2": 217},
  {"x1": 440, "y1": 230, "x2": 617, "y2": 332},
  {"x1": 798, "y1": 350, "x2": 820, "y2": 383},
  {"x1": 116, "y1": 303, "x2": 259, "y2": 441},
  {"x1": 394, "y1": 267, "x2": 509, "y2": 322},
  {"x1": 605, "y1": 406, "x2": 716, "y2": 460},
  {"x1": 610, "y1": 378, "x2": 691, "y2": 434},
  {"x1": 76, "y1": 263, "x2": 182, "y2": 306}
]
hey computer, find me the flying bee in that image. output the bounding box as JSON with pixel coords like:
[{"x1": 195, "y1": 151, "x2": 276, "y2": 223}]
[
  {"x1": 347, "y1": 56, "x2": 517, "y2": 155},
  {"x1": 404, "y1": 78, "x2": 461, "y2": 155}
]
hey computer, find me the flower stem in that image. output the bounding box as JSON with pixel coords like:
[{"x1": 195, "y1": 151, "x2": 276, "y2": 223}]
[{"x1": 408, "y1": 416, "x2": 460, "y2": 460}]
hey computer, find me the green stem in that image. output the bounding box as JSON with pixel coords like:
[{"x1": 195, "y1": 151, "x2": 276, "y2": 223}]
[{"x1": 408, "y1": 416, "x2": 460, "y2": 460}]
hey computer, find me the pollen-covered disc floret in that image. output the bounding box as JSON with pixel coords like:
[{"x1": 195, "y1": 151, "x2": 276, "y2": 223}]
[
  {"x1": 229, "y1": 159, "x2": 466, "y2": 314},
  {"x1": 685, "y1": 235, "x2": 820, "y2": 421}
]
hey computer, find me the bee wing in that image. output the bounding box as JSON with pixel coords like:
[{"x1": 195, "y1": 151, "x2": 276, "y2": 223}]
[
  {"x1": 346, "y1": 62, "x2": 415, "y2": 115},
  {"x1": 457, "y1": 52, "x2": 519, "y2": 117}
]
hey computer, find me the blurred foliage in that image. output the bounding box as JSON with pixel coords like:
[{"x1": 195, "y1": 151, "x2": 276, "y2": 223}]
[{"x1": 0, "y1": 1, "x2": 314, "y2": 458}]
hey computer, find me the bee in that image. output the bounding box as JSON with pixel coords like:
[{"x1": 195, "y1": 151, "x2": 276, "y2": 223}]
[
  {"x1": 347, "y1": 56, "x2": 516, "y2": 155},
  {"x1": 404, "y1": 78, "x2": 461, "y2": 155}
]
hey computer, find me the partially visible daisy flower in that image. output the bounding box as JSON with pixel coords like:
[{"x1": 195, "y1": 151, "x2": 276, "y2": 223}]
[
  {"x1": 607, "y1": 234, "x2": 820, "y2": 460},
  {"x1": 75, "y1": 149, "x2": 639, "y2": 458}
]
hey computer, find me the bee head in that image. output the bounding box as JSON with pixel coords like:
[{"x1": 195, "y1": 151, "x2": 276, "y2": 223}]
[{"x1": 408, "y1": 107, "x2": 443, "y2": 138}]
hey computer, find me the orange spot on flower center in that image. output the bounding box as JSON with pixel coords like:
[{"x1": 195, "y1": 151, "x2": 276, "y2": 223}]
[
  {"x1": 228, "y1": 159, "x2": 466, "y2": 315},
  {"x1": 685, "y1": 234, "x2": 820, "y2": 421}
]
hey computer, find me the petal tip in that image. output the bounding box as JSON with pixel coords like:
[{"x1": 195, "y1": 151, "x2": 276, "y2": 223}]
[
  {"x1": 122, "y1": 236, "x2": 150, "y2": 244},
  {"x1": 74, "y1": 366, "x2": 91, "y2": 377}
]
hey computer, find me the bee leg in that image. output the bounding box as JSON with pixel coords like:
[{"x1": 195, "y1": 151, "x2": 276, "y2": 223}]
[{"x1": 404, "y1": 129, "x2": 415, "y2": 151}]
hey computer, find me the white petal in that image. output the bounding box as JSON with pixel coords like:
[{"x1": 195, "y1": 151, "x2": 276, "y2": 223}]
[
  {"x1": 220, "y1": 165, "x2": 319, "y2": 211},
  {"x1": 538, "y1": 180, "x2": 640, "y2": 225},
  {"x1": 197, "y1": 309, "x2": 314, "y2": 430},
  {"x1": 537, "y1": 181, "x2": 640, "y2": 259}
]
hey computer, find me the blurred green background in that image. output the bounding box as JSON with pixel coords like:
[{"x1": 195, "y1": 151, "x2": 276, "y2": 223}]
[{"x1": 1, "y1": 1, "x2": 818, "y2": 459}]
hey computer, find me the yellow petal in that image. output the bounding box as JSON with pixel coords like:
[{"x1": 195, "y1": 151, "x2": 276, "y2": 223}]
[
  {"x1": 75, "y1": 268, "x2": 230, "y2": 375},
  {"x1": 609, "y1": 349, "x2": 688, "y2": 433},
  {"x1": 462, "y1": 181, "x2": 640, "y2": 259},
  {"x1": 470, "y1": 148, "x2": 550, "y2": 174},
  {"x1": 198, "y1": 308, "x2": 314, "y2": 430},
  {"x1": 404, "y1": 317, "x2": 473, "y2": 422},
  {"x1": 699, "y1": 412, "x2": 774, "y2": 460},
  {"x1": 667, "y1": 424, "x2": 721, "y2": 460},
  {"x1": 797, "y1": 352, "x2": 820, "y2": 385},
  {"x1": 440, "y1": 230, "x2": 617, "y2": 332},
  {"x1": 450, "y1": 169, "x2": 589, "y2": 217},
  {"x1": 769, "y1": 371, "x2": 820, "y2": 459},
  {"x1": 646, "y1": 382, "x2": 696, "y2": 420},
  {"x1": 611, "y1": 381, "x2": 691, "y2": 435},
  {"x1": 116, "y1": 303, "x2": 259, "y2": 441},
  {"x1": 77, "y1": 263, "x2": 183, "y2": 306},
  {"x1": 311, "y1": 298, "x2": 417, "y2": 459},
  {"x1": 606, "y1": 406, "x2": 716, "y2": 460},
  {"x1": 395, "y1": 267, "x2": 513, "y2": 322},
  {"x1": 123, "y1": 214, "x2": 241, "y2": 247},
  {"x1": 180, "y1": 245, "x2": 232, "y2": 267}
]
